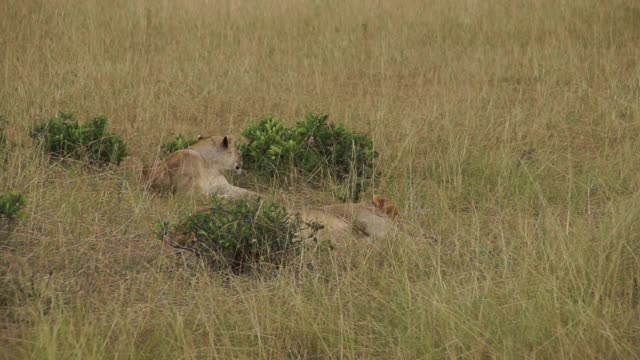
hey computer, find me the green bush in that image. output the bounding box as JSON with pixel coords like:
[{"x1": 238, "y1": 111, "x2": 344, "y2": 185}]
[
  {"x1": 0, "y1": 192, "x2": 26, "y2": 249},
  {"x1": 29, "y1": 112, "x2": 127, "y2": 165},
  {"x1": 0, "y1": 192, "x2": 25, "y2": 224},
  {"x1": 0, "y1": 192, "x2": 26, "y2": 238},
  {"x1": 240, "y1": 113, "x2": 378, "y2": 201},
  {"x1": 160, "y1": 134, "x2": 200, "y2": 157},
  {"x1": 157, "y1": 196, "x2": 322, "y2": 274}
]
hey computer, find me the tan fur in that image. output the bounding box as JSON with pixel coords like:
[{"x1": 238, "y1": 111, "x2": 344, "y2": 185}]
[
  {"x1": 295, "y1": 195, "x2": 412, "y2": 243},
  {"x1": 372, "y1": 195, "x2": 401, "y2": 222},
  {"x1": 299, "y1": 195, "x2": 426, "y2": 245},
  {"x1": 143, "y1": 135, "x2": 257, "y2": 199}
]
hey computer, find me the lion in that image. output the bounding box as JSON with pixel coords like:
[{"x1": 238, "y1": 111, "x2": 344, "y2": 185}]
[
  {"x1": 296, "y1": 194, "x2": 421, "y2": 243},
  {"x1": 142, "y1": 135, "x2": 257, "y2": 199},
  {"x1": 165, "y1": 193, "x2": 417, "y2": 251}
]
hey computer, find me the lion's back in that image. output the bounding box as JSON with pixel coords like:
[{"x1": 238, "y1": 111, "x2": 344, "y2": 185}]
[{"x1": 144, "y1": 150, "x2": 205, "y2": 192}]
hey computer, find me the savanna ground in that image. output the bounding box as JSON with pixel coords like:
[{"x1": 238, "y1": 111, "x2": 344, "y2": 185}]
[{"x1": 1, "y1": 0, "x2": 640, "y2": 358}]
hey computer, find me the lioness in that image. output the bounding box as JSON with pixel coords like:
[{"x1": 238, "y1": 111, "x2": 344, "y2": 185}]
[
  {"x1": 143, "y1": 135, "x2": 257, "y2": 198},
  {"x1": 166, "y1": 194, "x2": 417, "y2": 251},
  {"x1": 297, "y1": 195, "x2": 421, "y2": 242}
]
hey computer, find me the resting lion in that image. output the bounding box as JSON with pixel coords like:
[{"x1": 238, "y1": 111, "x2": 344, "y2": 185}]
[
  {"x1": 145, "y1": 134, "x2": 420, "y2": 242},
  {"x1": 165, "y1": 194, "x2": 419, "y2": 251},
  {"x1": 296, "y1": 194, "x2": 421, "y2": 242},
  {"x1": 142, "y1": 135, "x2": 257, "y2": 199}
]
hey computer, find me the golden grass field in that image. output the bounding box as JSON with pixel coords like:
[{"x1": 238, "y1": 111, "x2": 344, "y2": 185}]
[{"x1": 1, "y1": 0, "x2": 640, "y2": 358}]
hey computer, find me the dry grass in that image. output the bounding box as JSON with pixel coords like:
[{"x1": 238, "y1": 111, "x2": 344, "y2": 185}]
[{"x1": 1, "y1": 0, "x2": 640, "y2": 358}]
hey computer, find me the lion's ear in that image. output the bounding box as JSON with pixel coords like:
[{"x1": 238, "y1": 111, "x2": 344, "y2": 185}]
[{"x1": 221, "y1": 135, "x2": 229, "y2": 148}]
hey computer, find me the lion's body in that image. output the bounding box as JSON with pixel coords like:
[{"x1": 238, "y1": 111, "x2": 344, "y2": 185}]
[
  {"x1": 300, "y1": 202, "x2": 396, "y2": 239},
  {"x1": 295, "y1": 195, "x2": 421, "y2": 243},
  {"x1": 143, "y1": 135, "x2": 256, "y2": 198}
]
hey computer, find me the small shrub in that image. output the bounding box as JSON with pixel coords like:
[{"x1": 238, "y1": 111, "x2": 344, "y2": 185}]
[
  {"x1": 157, "y1": 196, "x2": 323, "y2": 274},
  {"x1": 29, "y1": 112, "x2": 127, "y2": 165},
  {"x1": 0, "y1": 192, "x2": 25, "y2": 237},
  {"x1": 80, "y1": 115, "x2": 128, "y2": 165},
  {"x1": 240, "y1": 113, "x2": 378, "y2": 201},
  {"x1": 0, "y1": 192, "x2": 25, "y2": 222},
  {"x1": 160, "y1": 134, "x2": 200, "y2": 157}
]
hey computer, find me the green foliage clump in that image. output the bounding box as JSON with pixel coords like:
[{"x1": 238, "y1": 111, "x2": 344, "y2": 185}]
[
  {"x1": 157, "y1": 197, "x2": 322, "y2": 274},
  {"x1": 240, "y1": 113, "x2": 378, "y2": 201},
  {"x1": 0, "y1": 192, "x2": 25, "y2": 234},
  {"x1": 0, "y1": 192, "x2": 25, "y2": 221},
  {"x1": 160, "y1": 134, "x2": 200, "y2": 157},
  {"x1": 29, "y1": 112, "x2": 127, "y2": 165}
]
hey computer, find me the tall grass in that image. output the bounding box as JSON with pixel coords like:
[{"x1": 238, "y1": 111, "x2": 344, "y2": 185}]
[{"x1": 1, "y1": 0, "x2": 639, "y2": 358}]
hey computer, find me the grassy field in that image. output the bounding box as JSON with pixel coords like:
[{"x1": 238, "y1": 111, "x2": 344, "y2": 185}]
[{"x1": 1, "y1": 0, "x2": 640, "y2": 358}]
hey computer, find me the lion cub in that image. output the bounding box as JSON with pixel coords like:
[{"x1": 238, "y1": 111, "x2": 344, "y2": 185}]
[{"x1": 143, "y1": 135, "x2": 256, "y2": 198}]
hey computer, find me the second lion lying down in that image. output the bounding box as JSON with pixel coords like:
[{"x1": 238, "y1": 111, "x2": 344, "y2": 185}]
[
  {"x1": 297, "y1": 195, "x2": 411, "y2": 241},
  {"x1": 145, "y1": 134, "x2": 419, "y2": 241}
]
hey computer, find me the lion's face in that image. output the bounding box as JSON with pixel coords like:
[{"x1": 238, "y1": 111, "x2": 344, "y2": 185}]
[
  {"x1": 191, "y1": 135, "x2": 244, "y2": 175},
  {"x1": 226, "y1": 144, "x2": 244, "y2": 175}
]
